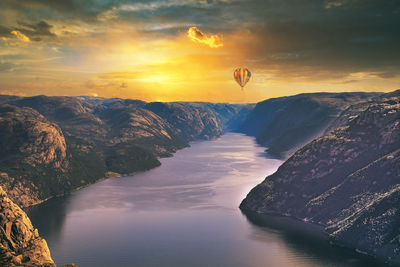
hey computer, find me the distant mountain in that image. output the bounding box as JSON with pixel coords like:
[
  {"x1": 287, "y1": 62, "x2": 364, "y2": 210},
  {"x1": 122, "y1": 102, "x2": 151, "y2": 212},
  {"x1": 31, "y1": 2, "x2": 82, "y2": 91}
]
[
  {"x1": 238, "y1": 92, "x2": 379, "y2": 158},
  {"x1": 145, "y1": 102, "x2": 222, "y2": 141},
  {"x1": 240, "y1": 90, "x2": 400, "y2": 265},
  {"x1": 0, "y1": 95, "x2": 252, "y2": 207},
  {"x1": 177, "y1": 102, "x2": 255, "y2": 131}
]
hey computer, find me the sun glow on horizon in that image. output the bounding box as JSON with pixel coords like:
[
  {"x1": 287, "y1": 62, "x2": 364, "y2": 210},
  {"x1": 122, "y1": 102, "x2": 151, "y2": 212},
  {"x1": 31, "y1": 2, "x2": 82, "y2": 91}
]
[{"x1": 0, "y1": 3, "x2": 398, "y2": 103}]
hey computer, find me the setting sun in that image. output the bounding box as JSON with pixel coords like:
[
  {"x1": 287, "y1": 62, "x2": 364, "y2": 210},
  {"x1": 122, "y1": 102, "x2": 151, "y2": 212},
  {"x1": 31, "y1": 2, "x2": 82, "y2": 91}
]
[{"x1": 1, "y1": 1, "x2": 398, "y2": 102}]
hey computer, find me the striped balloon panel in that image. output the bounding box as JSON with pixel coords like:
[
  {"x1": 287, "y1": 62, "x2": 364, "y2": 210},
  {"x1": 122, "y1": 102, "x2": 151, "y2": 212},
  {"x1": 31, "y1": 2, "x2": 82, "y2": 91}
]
[{"x1": 233, "y1": 67, "x2": 251, "y2": 88}]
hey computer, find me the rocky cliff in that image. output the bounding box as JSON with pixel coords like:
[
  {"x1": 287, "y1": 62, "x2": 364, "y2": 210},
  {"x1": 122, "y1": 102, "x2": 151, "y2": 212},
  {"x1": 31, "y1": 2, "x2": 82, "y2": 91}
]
[
  {"x1": 0, "y1": 95, "x2": 252, "y2": 265},
  {"x1": 0, "y1": 105, "x2": 69, "y2": 207},
  {"x1": 238, "y1": 92, "x2": 379, "y2": 158},
  {"x1": 145, "y1": 102, "x2": 222, "y2": 141},
  {"x1": 0, "y1": 95, "x2": 251, "y2": 207},
  {"x1": 176, "y1": 102, "x2": 255, "y2": 132},
  {"x1": 0, "y1": 186, "x2": 55, "y2": 266},
  {"x1": 240, "y1": 90, "x2": 400, "y2": 265}
]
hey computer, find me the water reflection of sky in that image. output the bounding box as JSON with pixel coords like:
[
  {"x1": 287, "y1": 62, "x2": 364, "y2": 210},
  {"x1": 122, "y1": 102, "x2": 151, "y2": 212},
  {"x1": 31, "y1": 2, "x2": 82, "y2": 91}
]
[{"x1": 26, "y1": 133, "x2": 383, "y2": 267}]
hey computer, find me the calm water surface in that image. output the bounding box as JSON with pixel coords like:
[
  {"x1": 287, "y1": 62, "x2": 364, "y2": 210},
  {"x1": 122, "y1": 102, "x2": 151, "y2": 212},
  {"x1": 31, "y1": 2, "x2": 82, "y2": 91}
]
[{"x1": 27, "y1": 133, "x2": 381, "y2": 267}]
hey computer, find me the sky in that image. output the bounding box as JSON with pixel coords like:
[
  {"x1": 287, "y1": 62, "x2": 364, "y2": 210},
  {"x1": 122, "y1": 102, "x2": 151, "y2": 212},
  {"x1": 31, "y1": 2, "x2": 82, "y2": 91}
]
[{"x1": 0, "y1": 0, "x2": 399, "y2": 103}]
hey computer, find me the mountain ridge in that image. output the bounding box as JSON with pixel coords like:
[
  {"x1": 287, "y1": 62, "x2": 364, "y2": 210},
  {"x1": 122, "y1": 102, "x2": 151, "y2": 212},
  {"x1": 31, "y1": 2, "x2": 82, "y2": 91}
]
[
  {"x1": 240, "y1": 90, "x2": 400, "y2": 265},
  {"x1": 238, "y1": 92, "x2": 380, "y2": 158},
  {"x1": 0, "y1": 95, "x2": 252, "y2": 207}
]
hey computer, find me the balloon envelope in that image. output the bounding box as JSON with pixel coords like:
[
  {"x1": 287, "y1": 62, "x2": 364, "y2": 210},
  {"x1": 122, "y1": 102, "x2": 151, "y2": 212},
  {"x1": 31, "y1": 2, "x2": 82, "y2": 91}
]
[{"x1": 233, "y1": 67, "x2": 251, "y2": 89}]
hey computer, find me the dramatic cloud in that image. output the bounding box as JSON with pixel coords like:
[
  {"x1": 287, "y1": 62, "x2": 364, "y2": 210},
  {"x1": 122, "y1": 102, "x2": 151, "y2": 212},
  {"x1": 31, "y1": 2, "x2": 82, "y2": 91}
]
[
  {"x1": 1, "y1": 30, "x2": 30, "y2": 42},
  {"x1": 0, "y1": 0, "x2": 399, "y2": 102},
  {"x1": 0, "y1": 26, "x2": 12, "y2": 39},
  {"x1": 10, "y1": 30, "x2": 30, "y2": 42},
  {"x1": 187, "y1": 27, "x2": 223, "y2": 48},
  {"x1": 16, "y1": 21, "x2": 56, "y2": 41},
  {"x1": 15, "y1": 0, "x2": 79, "y2": 12},
  {"x1": 0, "y1": 21, "x2": 55, "y2": 42}
]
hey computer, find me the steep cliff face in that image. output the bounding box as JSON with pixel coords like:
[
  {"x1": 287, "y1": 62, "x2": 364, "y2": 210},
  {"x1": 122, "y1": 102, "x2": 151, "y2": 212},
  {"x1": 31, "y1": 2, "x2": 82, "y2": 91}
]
[
  {"x1": 13, "y1": 95, "x2": 108, "y2": 144},
  {"x1": 144, "y1": 102, "x2": 222, "y2": 141},
  {"x1": 101, "y1": 104, "x2": 187, "y2": 156},
  {"x1": 0, "y1": 97, "x2": 181, "y2": 207},
  {"x1": 238, "y1": 92, "x2": 378, "y2": 158},
  {"x1": 176, "y1": 102, "x2": 255, "y2": 132},
  {"x1": 240, "y1": 91, "x2": 400, "y2": 264},
  {"x1": 0, "y1": 186, "x2": 55, "y2": 266},
  {"x1": 144, "y1": 102, "x2": 254, "y2": 141},
  {"x1": 0, "y1": 94, "x2": 254, "y2": 265},
  {"x1": 0, "y1": 95, "x2": 250, "y2": 265},
  {"x1": 0, "y1": 105, "x2": 69, "y2": 207},
  {"x1": 0, "y1": 95, "x2": 251, "y2": 207},
  {"x1": 0, "y1": 105, "x2": 67, "y2": 168}
]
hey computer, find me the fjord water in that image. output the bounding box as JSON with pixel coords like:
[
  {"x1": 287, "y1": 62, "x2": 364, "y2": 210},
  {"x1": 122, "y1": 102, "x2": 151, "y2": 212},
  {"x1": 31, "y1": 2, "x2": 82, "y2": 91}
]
[{"x1": 27, "y1": 133, "x2": 378, "y2": 267}]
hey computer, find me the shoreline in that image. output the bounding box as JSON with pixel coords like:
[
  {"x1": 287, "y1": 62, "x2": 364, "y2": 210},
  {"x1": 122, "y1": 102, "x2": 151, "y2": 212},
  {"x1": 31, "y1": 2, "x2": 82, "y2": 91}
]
[
  {"x1": 240, "y1": 207, "x2": 390, "y2": 266},
  {"x1": 23, "y1": 134, "x2": 225, "y2": 210}
]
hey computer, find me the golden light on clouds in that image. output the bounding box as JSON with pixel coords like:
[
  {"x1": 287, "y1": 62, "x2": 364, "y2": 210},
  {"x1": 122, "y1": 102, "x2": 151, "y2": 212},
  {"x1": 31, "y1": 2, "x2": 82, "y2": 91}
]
[
  {"x1": 1, "y1": 30, "x2": 30, "y2": 42},
  {"x1": 0, "y1": 0, "x2": 398, "y2": 103},
  {"x1": 1, "y1": 22, "x2": 398, "y2": 103},
  {"x1": 187, "y1": 27, "x2": 223, "y2": 48},
  {"x1": 11, "y1": 31, "x2": 30, "y2": 42}
]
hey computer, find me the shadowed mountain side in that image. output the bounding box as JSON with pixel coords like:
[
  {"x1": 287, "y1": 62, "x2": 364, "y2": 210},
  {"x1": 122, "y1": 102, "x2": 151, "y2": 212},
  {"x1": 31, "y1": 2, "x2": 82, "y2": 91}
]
[
  {"x1": 98, "y1": 105, "x2": 187, "y2": 156},
  {"x1": 0, "y1": 104, "x2": 69, "y2": 207},
  {"x1": 145, "y1": 102, "x2": 223, "y2": 141},
  {"x1": 238, "y1": 92, "x2": 379, "y2": 158},
  {"x1": 176, "y1": 102, "x2": 255, "y2": 132},
  {"x1": 0, "y1": 101, "x2": 164, "y2": 208},
  {"x1": 240, "y1": 90, "x2": 400, "y2": 265},
  {"x1": 0, "y1": 95, "x2": 252, "y2": 207}
]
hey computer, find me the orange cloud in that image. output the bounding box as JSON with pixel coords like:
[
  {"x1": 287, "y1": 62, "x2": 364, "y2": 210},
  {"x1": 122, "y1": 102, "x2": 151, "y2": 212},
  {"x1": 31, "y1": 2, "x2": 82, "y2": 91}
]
[
  {"x1": 11, "y1": 30, "x2": 30, "y2": 42},
  {"x1": 1, "y1": 30, "x2": 30, "y2": 42},
  {"x1": 187, "y1": 27, "x2": 223, "y2": 48}
]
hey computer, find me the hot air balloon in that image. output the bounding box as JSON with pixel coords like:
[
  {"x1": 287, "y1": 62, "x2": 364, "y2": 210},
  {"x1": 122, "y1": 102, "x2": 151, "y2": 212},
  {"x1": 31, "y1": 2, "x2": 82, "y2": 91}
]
[{"x1": 233, "y1": 67, "x2": 251, "y2": 90}]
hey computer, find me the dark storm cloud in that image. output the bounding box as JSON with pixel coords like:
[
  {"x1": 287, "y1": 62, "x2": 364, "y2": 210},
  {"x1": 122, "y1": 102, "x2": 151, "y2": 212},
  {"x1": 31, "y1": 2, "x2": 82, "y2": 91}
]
[
  {"x1": 0, "y1": 0, "x2": 115, "y2": 23},
  {"x1": 0, "y1": 20, "x2": 56, "y2": 42},
  {"x1": 241, "y1": 0, "x2": 400, "y2": 76},
  {"x1": 123, "y1": 0, "x2": 400, "y2": 77},
  {"x1": 18, "y1": 0, "x2": 79, "y2": 11},
  {"x1": 117, "y1": 1, "x2": 222, "y2": 34},
  {"x1": 16, "y1": 20, "x2": 56, "y2": 41},
  {"x1": 1, "y1": 0, "x2": 400, "y2": 78},
  {"x1": 0, "y1": 25, "x2": 13, "y2": 38}
]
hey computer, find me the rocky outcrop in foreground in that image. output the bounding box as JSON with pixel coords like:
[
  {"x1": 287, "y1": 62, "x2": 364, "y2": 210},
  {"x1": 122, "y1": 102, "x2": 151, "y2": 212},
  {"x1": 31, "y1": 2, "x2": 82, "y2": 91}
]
[
  {"x1": 0, "y1": 186, "x2": 54, "y2": 266},
  {"x1": 240, "y1": 91, "x2": 400, "y2": 265}
]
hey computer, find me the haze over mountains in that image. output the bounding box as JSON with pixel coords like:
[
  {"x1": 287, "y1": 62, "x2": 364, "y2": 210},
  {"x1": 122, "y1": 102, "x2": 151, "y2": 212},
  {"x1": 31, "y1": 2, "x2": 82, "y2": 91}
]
[{"x1": 0, "y1": 90, "x2": 399, "y2": 266}]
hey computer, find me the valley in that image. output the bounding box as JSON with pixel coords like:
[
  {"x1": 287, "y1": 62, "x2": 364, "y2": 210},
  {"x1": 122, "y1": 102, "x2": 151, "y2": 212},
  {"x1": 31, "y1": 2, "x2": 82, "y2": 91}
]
[{"x1": 0, "y1": 91, "x2": 398, "y2": 266}]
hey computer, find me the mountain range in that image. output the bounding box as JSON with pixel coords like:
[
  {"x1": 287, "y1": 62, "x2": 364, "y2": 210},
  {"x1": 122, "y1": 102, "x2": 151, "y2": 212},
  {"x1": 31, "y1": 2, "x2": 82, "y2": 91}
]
[
  {"x1": 0, "y1": 91, "x2": 398, "y2": 266},
  {"x1": 241, "y1": 90, "x2": 400, "y2": 265}
]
